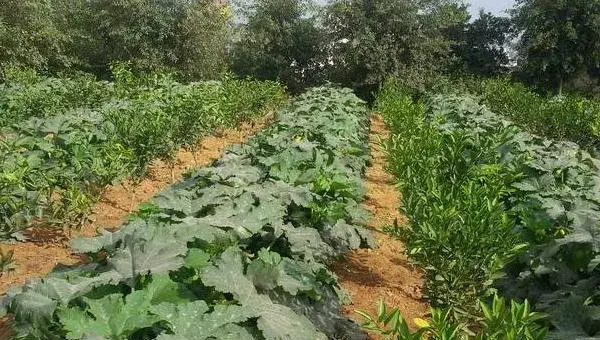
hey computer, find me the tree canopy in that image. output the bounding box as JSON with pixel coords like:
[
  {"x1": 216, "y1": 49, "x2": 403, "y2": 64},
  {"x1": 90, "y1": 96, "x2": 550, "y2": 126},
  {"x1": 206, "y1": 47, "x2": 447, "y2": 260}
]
[
  {"x1": 3, "y1": 0, "x2": 600, "y2": 95},
  {"x1": 513, "y1": 0, "x2": 600, "y2": 94},
  {"x1": 326, "y1": 0, "x2": 469, "y2": 95},
  {"x1": 229, "y1": 0, "x2": 325, "y2": 92},
  {"x1": 454, "y1": 10, "x2": 513, "y2": 76}
]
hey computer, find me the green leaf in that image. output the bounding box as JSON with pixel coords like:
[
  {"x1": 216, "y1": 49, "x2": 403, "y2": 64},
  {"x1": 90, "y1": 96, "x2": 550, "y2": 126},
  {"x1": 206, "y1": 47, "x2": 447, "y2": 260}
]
[
  {"x1": 202, "y1": 247, "x2": 327, "y2": 340},
  {"x1": 249, "y1": 294, "x2": 327, "y2": 340},
  {"x1": 108, "y1": 227, "x2": 187, "y2": 279},
  {"x1": 152, "y1": 301, "x2": 254, "y2": 340},
  {"x1": 145, "y1": 274, "x2": 190, "y2": 305},
  {"x1": 58, "y1": 292, "x2": 159, "y2": 339},
  {"x1": 184, "y1": 248, "x2": 211, "y2": 270},
  {"x1": 201, "y1": 247, "x2": 257, "y2": 303}
]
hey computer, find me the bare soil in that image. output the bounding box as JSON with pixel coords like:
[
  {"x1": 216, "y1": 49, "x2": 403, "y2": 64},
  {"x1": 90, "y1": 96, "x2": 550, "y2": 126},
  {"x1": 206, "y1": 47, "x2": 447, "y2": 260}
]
[
  {"x1": 331, "y1": 115, "x2": 428, "y2": 337},
  {"x1": 0, "y1": 116, "x2": 272, "y2": 297}
]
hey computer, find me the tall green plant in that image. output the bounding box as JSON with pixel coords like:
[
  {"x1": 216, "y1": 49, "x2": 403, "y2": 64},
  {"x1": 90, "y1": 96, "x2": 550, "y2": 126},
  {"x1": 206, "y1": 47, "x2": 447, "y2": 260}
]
[
  {"x1": 474, "y1": 78, "x2": 600, "y2": 152},
  {"x1": 378, "y1": 81, "x2": 524, "y2": 316}
]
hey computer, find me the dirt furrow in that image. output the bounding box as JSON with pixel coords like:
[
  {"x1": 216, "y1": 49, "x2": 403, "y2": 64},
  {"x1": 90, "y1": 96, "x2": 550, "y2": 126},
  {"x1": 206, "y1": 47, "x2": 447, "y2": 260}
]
[{"x1": 332, "y1": 114, "x2": 427, "y2": 335}]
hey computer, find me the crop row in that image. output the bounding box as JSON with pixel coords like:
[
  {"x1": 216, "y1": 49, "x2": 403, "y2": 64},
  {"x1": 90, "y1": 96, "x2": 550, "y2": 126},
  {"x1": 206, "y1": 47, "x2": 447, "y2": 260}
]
[
  {"x1": 1, "y1": 87, "x2": 375, "y2": 339},
  {"x1": 470, "y1": 78, "x2": 600, "y2": 154},
  {"x1": 0, "y1": 69, "x2": 112, "y2": 127},
  {"x1": 0, "y1": 72, "x2": 285, "y2": 240},
  {"x1": 378, "y1": 81, "x2": 600, "y2": 338}
]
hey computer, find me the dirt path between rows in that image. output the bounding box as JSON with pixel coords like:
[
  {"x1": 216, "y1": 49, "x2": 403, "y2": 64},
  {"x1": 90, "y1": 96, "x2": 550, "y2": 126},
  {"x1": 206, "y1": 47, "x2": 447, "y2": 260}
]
[
  {"x1": 0, "y1": 115, "x2": 272, "y2": 298},
  {"x1": 331, "y1": 114, "x2": 428, "y2": 336}
]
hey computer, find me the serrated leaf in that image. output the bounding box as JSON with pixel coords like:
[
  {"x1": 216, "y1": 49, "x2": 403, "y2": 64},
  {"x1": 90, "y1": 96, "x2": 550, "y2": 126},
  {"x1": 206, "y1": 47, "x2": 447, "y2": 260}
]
[
  {"x1": 10, "y1": 290, "x2": 57, "y2": 322},
  {"x1": 202, "y1": 247, "x2": 327, "y2": 340},
  {"x1": 184, "y1": 248, "x2": 211, "y2": 270},
  {"x1": 249, "y1": 294, "x2": 327, "y2": 340},
  {"x1": 201, "y1": 247, "x2": 257, "y2": 303},
  {"x1": 281, "y1": 224, "x2": 334, "y2": 262}
]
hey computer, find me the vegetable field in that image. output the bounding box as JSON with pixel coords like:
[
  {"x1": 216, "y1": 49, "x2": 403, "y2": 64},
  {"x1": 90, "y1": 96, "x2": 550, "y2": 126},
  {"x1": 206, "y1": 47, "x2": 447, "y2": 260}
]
[
  {"x1": 2, "y1": 72, "x2": 600, "y2": 340},
  {"x1": 1, "y1": 88, "x2": 376, "y2": 339},
  {"x1": 377, "y1": 81, "x2": 600, "y2": 339},
  {"x1": 5, "y1": 0, "x2": 600, "y2": 338},
  {"x1": 0, "y1": 69, "x2": 284, "y2": 240}
]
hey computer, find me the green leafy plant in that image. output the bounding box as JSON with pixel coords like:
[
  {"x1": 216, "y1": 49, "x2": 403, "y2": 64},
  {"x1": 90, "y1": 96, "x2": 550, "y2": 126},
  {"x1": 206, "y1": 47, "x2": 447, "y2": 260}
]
[
  {"x1": 357, "y1": 296, "x2": 547, "y2": 340},
  {"x1": 378, "y1": 81, "x2": 524, "y2": 316},
  {"x1": 469, "y1": 77, "x2": 600, "y2": 153},
  {"x1": 378, "y1": 78, "x2": 600, "y2": 338},
  {"x1": 0, "y1": 70, "x2": 285, "y2": 239}
]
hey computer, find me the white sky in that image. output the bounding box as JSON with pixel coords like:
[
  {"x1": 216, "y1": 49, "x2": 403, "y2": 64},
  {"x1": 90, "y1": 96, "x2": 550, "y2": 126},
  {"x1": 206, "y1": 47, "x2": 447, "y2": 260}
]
[
  {"x1": 468, "y1": 0, "x2": 515, "y2": 17},
  {"x1": 314, "y1": 0, "x2": 517, "y2": 18}
]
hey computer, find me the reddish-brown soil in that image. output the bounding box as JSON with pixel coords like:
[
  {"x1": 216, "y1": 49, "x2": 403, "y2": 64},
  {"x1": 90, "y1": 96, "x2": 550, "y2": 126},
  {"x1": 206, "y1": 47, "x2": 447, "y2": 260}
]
[
  {"x1": 331, "y1": 115, "x2": 428, "y2": 337},
  {"x1": 0, "y1": 116, "x2": 272, "y2": 297}
]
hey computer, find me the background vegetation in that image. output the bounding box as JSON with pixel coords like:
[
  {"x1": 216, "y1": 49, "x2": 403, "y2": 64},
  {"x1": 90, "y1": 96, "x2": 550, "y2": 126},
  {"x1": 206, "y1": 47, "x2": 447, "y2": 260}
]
[{"x1": 4, "y1": 0, "x2": 600, "y2": 98}]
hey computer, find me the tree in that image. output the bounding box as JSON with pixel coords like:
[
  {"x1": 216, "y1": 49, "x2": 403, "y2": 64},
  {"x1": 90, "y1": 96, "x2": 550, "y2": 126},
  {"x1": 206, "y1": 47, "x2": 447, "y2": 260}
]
[
  {"x1": 325, "y1": 0, "x2": 469, "y2": 96},
  {"x1": 327, "y1": 0, "x2": 468, "y2": 96},
  {"x1": 0, "y1": 0, "x2": 75, "y2": 73},
  {"x1": 513, "y1": 0, "x2": 600, "y2": 95},
  {"x1": 81, "y1": 0, "x2": 186, "y2": 75},
  {"x1": 454, "y1": 11, "x2": 513, "y2": 76},
  {"x1": 0, "y1": 0, "x2": 231, "y2": 80},
  {"x1": 229, "y1": 0, "x2": 326, "y2": 92},
  {"x1": 177, "y1": 0, "x2": 231, "y2": 80}
]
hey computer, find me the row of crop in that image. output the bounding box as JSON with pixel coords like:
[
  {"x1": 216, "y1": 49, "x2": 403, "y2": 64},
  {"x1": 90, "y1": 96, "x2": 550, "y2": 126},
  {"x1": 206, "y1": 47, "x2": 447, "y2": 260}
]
[
  {"x1": 0, "y1": 66, "x2": 152, "y2": 126},
  {"x1": 432, "y1": 77, "x2": 600, "y2": 155},
  {"x1": 0, "y1": 70, "x2": 112, "y2": 127},
  {"x1": 377, "y1": 80, "x2": 600, "y2": 339},
  {"x1": 0, "y1": 74, "x2": 285, "y2": 240},
  {"x1": 0, "y1": 87, "x2": 375, "y2": 339}
]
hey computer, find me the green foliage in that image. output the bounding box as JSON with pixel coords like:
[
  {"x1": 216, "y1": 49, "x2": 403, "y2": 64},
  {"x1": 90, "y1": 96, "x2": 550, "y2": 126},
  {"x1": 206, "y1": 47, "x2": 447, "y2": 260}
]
[
  {"x1": 378, "y1": 81, "x2": 524, "y2": 315},
  {"x1": 0, "y1": 0, "x2": 75, "y2": 72},
  {"x1": 0, "y1": 111, "x2": 133, "y2": 238},
  {"x1": 357, "y1": 295, "x2": 547, "y2": 340},
  {"x1": 0, "y1": 70, "x2": 285, "y2": 239},
  {"x1": 378, "y1": 79, "x2": 600, "y2": 338},
  {"x1": 326, "y1": 0, "x2": 469, "y2": 96},
  {"x1": 0, "y1": 68, "x2": 112, "y2": 126},
  {"x1": 512, "y1": 0, "x2": 600, "y2": 94},
  {"x1": 453, "y1": 11, "x2": 513, "y2": 76},
  {"x1": 473, "y1": 77, "x2": 600, "y2": 152},
  {"x1": 230, "y1": 0, "x2": 325, "y2": 93},
  {"x1": 177, "y1": 0, "x2": 231, "y2": 80},
  {"x1": 1, "y1": 87, "x2": 374, "y2": 339},
  {"x1": 0, "y1": 0, "x2": 231, "y2": 79},
  {"x1": 81, "y1": 0, "x2": 184, "y2": 75}
]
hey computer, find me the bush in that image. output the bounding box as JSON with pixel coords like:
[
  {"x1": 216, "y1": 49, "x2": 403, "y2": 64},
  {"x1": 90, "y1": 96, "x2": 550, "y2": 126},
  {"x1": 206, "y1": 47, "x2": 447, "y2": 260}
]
[{"x1": 0, "y1": 68, "x2": 113, "y2": 126}]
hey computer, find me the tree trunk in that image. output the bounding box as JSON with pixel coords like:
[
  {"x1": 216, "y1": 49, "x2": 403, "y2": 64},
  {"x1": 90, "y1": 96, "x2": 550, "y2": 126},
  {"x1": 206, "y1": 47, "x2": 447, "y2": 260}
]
[{"x1": 558, "y1": 76, "x2": 563, "y2": 96}]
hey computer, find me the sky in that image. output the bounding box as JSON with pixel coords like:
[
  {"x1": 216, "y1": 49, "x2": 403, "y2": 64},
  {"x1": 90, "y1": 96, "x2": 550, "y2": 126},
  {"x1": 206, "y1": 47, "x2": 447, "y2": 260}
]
[{"x1": 468, "y1": 0, "x2": 515, "y2": 17}]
